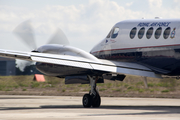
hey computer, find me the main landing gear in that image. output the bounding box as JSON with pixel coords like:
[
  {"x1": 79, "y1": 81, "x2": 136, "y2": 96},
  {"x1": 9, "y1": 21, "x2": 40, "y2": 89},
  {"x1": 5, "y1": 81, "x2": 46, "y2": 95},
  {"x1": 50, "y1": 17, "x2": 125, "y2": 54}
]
[{"x1": 82, "y1": 75, "x2": 101, "y2": 108}]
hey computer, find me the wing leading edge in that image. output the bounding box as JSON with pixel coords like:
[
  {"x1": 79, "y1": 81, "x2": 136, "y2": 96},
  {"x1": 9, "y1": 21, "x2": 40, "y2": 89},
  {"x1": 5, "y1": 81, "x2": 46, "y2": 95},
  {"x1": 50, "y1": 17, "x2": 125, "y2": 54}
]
[{"x1": 0, "y1": 49, "x2": 161, "y2": 78}]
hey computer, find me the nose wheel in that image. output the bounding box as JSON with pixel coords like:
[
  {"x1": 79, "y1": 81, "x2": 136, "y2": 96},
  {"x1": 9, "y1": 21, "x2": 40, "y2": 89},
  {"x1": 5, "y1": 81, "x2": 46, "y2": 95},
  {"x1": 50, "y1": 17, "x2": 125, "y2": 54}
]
[{"x1": 82, "y1": 75, "x2": 101, "y2": 108}]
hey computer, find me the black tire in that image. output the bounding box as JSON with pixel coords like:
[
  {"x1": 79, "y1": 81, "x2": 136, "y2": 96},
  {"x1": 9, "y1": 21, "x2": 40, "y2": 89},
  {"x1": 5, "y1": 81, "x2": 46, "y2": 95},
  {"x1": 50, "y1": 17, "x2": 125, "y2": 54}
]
[
  {"x1": 92, "y1": 94, "x2": 101, "y2": 108},
  {"x1": 82, "y1": 94, "x2": 92, "y2": 108}
]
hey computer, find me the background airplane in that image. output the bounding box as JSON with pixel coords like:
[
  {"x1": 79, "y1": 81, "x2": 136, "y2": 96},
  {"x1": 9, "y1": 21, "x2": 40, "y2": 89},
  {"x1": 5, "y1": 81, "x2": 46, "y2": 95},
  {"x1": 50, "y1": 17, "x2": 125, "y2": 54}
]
[{"x1": 0, "y1": 18, "x2": 179, "y2": 107}]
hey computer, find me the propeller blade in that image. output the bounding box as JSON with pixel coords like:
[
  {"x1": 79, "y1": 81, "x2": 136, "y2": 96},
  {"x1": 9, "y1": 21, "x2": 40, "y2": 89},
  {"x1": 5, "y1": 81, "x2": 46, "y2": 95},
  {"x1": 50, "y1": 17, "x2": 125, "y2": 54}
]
[
  {"x1": 48, "y1": 28, "x2": 69, "y2": 45},
  {"x1": 13, "y1": 20, "x2": 37, "y2": 50}
]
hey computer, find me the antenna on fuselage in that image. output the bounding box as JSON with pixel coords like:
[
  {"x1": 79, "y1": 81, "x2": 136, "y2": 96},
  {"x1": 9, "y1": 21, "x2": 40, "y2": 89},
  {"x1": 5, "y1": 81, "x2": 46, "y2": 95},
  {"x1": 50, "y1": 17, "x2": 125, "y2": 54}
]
[{"x1": 155, "y1": 17, "x2": 162, "y2": 19}]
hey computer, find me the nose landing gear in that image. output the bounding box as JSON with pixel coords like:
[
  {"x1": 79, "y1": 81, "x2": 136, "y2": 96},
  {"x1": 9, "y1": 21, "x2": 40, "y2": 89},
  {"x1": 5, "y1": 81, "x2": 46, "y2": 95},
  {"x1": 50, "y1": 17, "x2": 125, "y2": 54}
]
[{"x1": 82, "y1": 75, "x2": 101, "y2": 108}]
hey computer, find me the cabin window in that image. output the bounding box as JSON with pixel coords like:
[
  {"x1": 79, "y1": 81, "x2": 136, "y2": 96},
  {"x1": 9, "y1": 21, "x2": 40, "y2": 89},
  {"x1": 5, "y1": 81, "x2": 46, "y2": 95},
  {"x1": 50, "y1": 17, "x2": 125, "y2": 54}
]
[
  {"x1": 130, "y1": 27, "x2": 137, "y2": 39},
  {"x1": 138, "y1": 27, "x2": 145, "y2": 39},
  {"x1": 146, "y1": 27, "x2": 153, "y2": 39},
  {"x1": 111, "y1": 27, "x2": 119, "y2": 38},
  {"x1": 163, "y1": 27, "x2": 171, "y2": 39},
  {"x1": 155, "y1": 27, "x2": 162, "y2": 39}
]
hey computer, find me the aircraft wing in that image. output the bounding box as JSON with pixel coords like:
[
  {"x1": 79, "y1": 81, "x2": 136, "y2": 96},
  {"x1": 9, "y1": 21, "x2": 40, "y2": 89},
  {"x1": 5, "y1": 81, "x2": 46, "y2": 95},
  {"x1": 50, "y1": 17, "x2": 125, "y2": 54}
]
[{"x1": 0, "y1": 49, "x2": 161, "y2": 78}]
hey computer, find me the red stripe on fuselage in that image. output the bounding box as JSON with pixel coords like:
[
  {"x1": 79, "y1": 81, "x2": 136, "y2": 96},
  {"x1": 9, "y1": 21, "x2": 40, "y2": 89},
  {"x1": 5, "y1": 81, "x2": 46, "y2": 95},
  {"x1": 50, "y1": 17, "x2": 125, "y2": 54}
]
[{"x1": 91, "y1": 44, "x2": 180, "y2": 54}]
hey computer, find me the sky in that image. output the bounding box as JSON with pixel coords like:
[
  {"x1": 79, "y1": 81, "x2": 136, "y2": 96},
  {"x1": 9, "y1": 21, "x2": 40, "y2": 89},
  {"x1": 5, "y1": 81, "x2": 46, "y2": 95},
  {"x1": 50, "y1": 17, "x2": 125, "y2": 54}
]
[{"x1": 0, "y1": 0, "x2": 180, "y2": 53}]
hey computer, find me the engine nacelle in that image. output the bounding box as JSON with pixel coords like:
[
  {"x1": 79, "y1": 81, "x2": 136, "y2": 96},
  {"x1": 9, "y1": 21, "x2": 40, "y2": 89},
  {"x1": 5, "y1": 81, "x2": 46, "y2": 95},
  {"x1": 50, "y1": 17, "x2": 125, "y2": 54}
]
[{"x1": 34, "y1": 44, "x2": 101, "y2": 77}]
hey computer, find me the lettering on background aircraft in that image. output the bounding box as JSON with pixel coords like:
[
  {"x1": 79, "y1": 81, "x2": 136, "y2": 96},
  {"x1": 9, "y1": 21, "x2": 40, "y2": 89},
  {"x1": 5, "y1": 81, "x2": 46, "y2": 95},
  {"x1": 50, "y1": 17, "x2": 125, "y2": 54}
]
[
  {"x1": 137, "y1": 22, "x2": 150, "y2": 27},
  {"x1": 137, "y1": 22, "x2": 171, "y2": 27}
]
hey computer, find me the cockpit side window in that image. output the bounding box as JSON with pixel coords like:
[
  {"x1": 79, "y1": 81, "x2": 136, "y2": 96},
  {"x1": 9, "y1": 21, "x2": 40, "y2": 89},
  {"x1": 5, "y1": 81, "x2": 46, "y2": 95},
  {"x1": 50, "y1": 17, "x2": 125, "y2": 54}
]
[{"x1": 111, "y1": 27, "x2": 119, "y2": 38}]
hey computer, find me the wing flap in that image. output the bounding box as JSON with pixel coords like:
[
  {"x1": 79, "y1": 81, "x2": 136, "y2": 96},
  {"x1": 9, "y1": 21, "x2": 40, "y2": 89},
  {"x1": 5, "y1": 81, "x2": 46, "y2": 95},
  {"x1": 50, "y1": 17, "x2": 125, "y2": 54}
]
[{"x1": 90, "y1": 63, "x2": 161, "y2": 78}]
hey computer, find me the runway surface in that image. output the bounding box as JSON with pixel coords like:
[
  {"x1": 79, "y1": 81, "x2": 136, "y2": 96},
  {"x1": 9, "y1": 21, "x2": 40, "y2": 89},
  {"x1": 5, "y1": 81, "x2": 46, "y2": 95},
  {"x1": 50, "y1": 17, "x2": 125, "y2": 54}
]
[{"x1": 0, "y1": 95, "x2": 179, "y2": 120}]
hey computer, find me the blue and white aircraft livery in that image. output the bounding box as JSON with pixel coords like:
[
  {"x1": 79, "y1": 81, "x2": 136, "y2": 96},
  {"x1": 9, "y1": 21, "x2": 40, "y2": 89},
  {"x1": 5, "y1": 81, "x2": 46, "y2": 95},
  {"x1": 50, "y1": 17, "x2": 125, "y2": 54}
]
[{"x1": 0, "y1": 18, "x2": 180, "y2": 107}]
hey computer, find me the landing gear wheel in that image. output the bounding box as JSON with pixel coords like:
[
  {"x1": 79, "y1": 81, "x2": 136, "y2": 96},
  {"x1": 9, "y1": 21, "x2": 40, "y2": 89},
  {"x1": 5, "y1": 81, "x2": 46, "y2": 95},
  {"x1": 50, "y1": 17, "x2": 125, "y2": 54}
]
[
  {"x1": 82, "y1": 75, "x2": 101, "y2": 108},
  {"x1": 92, "y1": 94, "x2": 101, "y2": 107},
  {"x1": 82, "y1": 94, "x2": 92, "y2": 108}
]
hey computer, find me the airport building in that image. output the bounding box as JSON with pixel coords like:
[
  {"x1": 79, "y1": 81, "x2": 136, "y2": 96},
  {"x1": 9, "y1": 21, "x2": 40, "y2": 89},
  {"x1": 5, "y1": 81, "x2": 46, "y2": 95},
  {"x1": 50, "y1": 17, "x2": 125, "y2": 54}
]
[
  {"x1": 0, "y1": 57, "x2": 16, "y2": 76},
  {"x1": 0, "y1": 57, "x2": 41, "y2": 76}
]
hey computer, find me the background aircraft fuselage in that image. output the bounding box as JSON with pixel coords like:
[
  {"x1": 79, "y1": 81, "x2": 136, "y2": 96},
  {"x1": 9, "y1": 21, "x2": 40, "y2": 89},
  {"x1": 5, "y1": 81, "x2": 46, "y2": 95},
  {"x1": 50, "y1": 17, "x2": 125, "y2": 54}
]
[{"x1": 90, "y1": 19, "x2": 180, "y2": 76}]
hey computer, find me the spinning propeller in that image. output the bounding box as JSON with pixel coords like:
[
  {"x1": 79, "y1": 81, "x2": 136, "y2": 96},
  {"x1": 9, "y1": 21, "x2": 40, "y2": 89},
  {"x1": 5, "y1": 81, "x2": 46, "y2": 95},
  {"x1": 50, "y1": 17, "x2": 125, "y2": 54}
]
[{"x1": 13, "y1": 20, "x2": 69, "y2": 51}]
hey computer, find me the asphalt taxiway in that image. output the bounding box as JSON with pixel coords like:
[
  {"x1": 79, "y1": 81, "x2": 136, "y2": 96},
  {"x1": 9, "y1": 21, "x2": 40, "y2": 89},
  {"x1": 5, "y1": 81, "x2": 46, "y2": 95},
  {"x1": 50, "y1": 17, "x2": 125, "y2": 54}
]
[{"x1": 0, "y1": 95, "x2": 179, "y2": 120}]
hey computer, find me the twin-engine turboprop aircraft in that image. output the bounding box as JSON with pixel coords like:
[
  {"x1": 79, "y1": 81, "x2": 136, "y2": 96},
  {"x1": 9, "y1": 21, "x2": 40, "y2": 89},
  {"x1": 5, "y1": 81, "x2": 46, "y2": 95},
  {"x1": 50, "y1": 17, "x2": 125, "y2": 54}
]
[{"x1": 0, "y1": 18, "x2": 180, "y2": 108}]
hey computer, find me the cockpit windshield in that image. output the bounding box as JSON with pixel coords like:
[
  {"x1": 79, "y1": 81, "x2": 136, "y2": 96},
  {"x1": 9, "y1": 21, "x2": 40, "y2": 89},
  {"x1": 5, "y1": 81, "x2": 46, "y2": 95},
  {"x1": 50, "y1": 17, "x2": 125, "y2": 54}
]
[
  {"x1": 111, "y1": 27, "x2": 119, "y2": 38},
  {"x1": 106, "y1": 27, "x2": 119, "y2": 39},
  {"x1": 106, "y1": 29, "x2": 112, "y2": 38}
]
